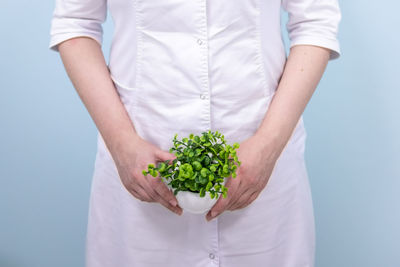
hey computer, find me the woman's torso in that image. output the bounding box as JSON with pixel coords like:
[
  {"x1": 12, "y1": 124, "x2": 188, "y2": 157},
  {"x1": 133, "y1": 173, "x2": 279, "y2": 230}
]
[{"x1": 105, "y1": 0, "x2": 293, "y2": 151}]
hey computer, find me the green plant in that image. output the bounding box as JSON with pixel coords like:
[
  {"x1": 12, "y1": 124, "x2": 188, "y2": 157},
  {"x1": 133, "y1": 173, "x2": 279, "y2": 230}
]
[{"x1": 142, "y1": 130, "x2": 241, "y2": 199}]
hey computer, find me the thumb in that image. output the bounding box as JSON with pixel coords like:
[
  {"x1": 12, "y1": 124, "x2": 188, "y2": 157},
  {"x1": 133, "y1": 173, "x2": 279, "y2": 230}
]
[{"x1": 155, "y1": 149, "x2": 176, "y2": 163}]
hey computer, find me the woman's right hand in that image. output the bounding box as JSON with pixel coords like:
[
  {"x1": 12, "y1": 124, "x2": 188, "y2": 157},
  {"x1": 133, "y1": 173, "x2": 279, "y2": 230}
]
[
  {"x1": 111, "y1": 135, "x2": 183, "y2": 216},
  {"x1": 57, "y1": 37, "x2": 182, "y2": 215}
]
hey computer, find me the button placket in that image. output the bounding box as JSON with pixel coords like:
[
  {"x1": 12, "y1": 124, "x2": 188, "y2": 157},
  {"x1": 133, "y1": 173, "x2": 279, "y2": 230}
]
[
  {"x1": 198, "y1": 0, "x2": 211, "y2": 129},
  {"x1": 200, "y1": 93, "x2": 208, "y2": 100}
]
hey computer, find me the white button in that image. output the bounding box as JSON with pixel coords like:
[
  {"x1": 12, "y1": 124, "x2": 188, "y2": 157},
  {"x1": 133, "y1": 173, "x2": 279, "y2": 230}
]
[
  {"x1": 197, "y1": 38, "x2": 204, "y2": 45},
  {"x1": 209, "y1": 253, "x2": 215, "y2": 259},
  {"x1": 200, "y1": 94, "x2": 207, "y2": 100}
]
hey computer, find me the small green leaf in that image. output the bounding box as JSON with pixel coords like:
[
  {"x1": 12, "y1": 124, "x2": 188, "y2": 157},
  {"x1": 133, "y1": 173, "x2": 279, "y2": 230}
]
[
  {"x1": 192, "y1": 161, "x2": 202, "y2": 171},
  {"x1": 223, "y1": 164, "x2": 229, "y2": 173},
  {"x1": 210, "y1": 191, "x2": 215, "y2": 199},
  {"x1": 206, "y1": 181, "x2": 212, "y2": 191},
  {"x1": 203, "y1": 156, "x2": 211, "y2": 166},
  {"x1": 199, "y1": 187, "x2": 206, "y2": 197},
  {"x1": 150, "y1": 169, "x2": 158, "y2": 177},
  {"x1": 195, "y1": 149, "x2": 202, "y2": 156},
  {"x1": 158, "y1": 162, "x2": 167, "y2": 172}
]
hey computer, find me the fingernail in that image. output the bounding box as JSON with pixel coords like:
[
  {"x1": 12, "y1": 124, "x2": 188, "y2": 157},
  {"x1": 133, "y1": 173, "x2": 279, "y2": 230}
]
[
  {"x1": 169, "y1": 199, "x2": 178, "y2": 207},
  {"x1": 211, "y1": 211, "x2": 218, "y2": 218}
]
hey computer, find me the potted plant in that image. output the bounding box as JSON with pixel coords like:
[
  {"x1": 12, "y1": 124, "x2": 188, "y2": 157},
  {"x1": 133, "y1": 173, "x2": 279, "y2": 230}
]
[{"x1": 142, "y1": 130, "x2": 241, "y2": 214}]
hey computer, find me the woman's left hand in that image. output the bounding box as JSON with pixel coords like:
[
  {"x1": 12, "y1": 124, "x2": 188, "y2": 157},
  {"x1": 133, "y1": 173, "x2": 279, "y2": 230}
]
[{"x1": 205, "y1": 134, "x2": 280, "y2": 221}]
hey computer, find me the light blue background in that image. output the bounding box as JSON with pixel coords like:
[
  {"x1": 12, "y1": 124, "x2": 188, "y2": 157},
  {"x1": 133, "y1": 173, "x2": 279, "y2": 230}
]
[{"x1": 0, "y1": 1, "x2": 399, "y2": 266}]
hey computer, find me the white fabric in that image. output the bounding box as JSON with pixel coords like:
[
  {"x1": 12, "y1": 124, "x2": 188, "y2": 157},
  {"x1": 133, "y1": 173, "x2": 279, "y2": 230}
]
[{"x1": 49, "y1": 0, "x2": 341, "y2": 266}]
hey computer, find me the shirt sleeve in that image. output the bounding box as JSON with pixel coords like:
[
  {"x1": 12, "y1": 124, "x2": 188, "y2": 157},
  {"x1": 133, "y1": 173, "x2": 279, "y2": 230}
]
[
  {"x1": 48, "y1": 0, "x2": 107, "y2": 52},
  {"x1": 281, "y1": 0, "x2": 342, "y2": 60}
]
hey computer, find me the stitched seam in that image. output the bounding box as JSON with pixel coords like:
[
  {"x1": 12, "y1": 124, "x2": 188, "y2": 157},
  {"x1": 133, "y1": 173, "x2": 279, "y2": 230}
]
[
  {"x1": 199, "y1": 0, "x2": 211, "y2": 131},
  {"x1": 254, "y1": 0, "x2": 273, "y2": 98},
  {"x1": 135, "y1": 0, "x2": 143, "y2": 102}
]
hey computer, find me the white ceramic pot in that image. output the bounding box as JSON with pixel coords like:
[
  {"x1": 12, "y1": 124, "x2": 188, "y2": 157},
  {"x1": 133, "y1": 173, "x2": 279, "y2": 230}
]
[
  {"x1": 176, "y1": 190, "x2": 218, "y2": 214},
  {"x1": 171, "y1": 177, "x2": 227, "y2": 214}
]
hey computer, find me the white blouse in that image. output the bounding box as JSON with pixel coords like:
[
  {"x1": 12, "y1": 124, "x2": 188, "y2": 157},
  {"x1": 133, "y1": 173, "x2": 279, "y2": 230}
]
[{"x1": 49, "y1": 0, "x2": 341, "y2": 266}]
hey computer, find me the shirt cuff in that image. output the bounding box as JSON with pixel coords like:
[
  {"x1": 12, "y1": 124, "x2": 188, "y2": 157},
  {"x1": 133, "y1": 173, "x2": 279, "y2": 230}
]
[
  {"x1": 49, "y1": 32, "x2": 103, "y2": 52},
  {"x1": 289, "y1": 35, "x2": 341, "y2": 60}
]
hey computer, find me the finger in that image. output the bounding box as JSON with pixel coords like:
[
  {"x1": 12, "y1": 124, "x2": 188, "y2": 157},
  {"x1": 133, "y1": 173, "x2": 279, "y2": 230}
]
[
  {"x1": 137, "y1": 173, "x2": 160, "y2": 200},
  {"x1": 218, "y1": 172, "x2": 248, "y2": 212},
  {"x1": 129, "y1": 184, "x2": 153, "y2": 202},
  {"x1": 152, "y1": 178, "x2": 179, "y2": 207},
  {"x1": 155, "y1": 149, "x2": 176, "y2": 163},
  {"x1": 139, "y1": 181, "x2": 182, "y2": 215},
  {"x1": 226, "y1": 182, "x2": 254, "y2": 210},
  {"x1": 140, "y1": 175, "x2": 182, "y2": 215},
  {"x1": 242, "y1": 191, "x2": 260, "y2": 209},
  {"x1": 224, "y1": 180, "x2": 247, "y2": 210},
  {"x1": 233, "y1": 178, "x2": 268, "y2": 210},
  {"x1": 227, "y1": 188, "x2": 255, "y2": 211},
  {"x1": 122, "y1": 174, "x2": 153, "y2": 202},
  {"x1": 233, "y1": 191, "x2": 259, "y2": 210},
  {"x1": 145, "y1": 166, "x2": 178, "y2": 206},
  {"x1": 155, "y1": 192, "x2": 183, "y2": 216},
  {"x1": 206, "y1": 177, "x2": 240, "y2": 221}
]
